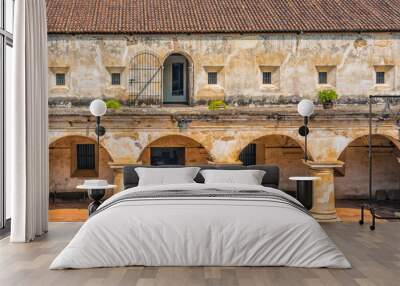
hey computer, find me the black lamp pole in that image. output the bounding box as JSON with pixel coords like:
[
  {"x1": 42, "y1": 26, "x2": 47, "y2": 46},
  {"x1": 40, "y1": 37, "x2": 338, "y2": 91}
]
[
  {"x1": 304, "y1": 116, "x2": 309, "y2": 161},
  {"x1": 95, "y1": 116, "x2": 106, "y2": 171},
  {"x1": 298, "y1": 116, "x2": 310, "y2": 161}
]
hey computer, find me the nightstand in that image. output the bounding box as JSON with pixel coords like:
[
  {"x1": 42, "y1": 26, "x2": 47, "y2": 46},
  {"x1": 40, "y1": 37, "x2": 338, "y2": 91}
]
[{"x1": 289, "y1": 177, "x2": 320, "y2": 210}]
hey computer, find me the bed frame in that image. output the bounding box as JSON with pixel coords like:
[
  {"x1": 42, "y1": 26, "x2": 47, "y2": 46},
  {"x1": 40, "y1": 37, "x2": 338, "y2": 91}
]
[{"x1": 123, "y1": 165, "x2": 280, "y2": 190}]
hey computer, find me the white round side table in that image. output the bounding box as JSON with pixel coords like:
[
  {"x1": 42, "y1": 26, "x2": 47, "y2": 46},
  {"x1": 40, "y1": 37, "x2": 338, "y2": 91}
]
[{"x1": 77, "y1": 183, "x2": 116, "y2": 215}]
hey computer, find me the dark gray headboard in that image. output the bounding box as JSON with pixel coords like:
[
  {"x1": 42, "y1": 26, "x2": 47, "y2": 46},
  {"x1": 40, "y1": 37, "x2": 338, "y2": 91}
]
[{"x1": 123, "y1": 165, "x2": 280, "y2": 190}]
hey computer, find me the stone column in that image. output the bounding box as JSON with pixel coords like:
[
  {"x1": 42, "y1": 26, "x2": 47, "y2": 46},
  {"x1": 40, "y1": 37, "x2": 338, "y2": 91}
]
[
  {"x1": 109, "y1": 162, "x2": 138, "y2": 193},
  {"x1": 304, "y1": 161, "x2": 344, "y2": 222}
]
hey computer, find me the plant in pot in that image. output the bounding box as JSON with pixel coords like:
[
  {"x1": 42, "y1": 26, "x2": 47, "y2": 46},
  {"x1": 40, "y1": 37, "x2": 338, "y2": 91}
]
[
  {"x1": 105, "y1": 99, "x2": 122, "y2": 110},
  {"x1": 317, "y1": 89, "x2": 338, "y2": 109}
]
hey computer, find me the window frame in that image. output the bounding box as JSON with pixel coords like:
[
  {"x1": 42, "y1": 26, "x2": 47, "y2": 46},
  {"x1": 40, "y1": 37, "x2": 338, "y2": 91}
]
[
  {"x1": 76, "y1": 144, "x2": 96, "y2": 170},
  {"x1": 262, "y1": 71, "x2": 272, "y2": 85},
  {"x1": 1, "y1": 0, "x2": 14, "y2": 230},
  {"x1": 71, "y1": 143, "x2": 98, "y2": 178},
  {"x1": 208, "y1": 72, "x2": 218, "y2": 85},
  {"x1": 318, "y1": 71, "x2": 328, "y2": 85},
  {"x1": 111, "y1": 72, "x2": 121, "y2": 86},
  {"x1": 55, "y1": 73, "x2": 66, "y2": 86},
  {"x1": 376, "y1": 71, "x2": 385, "y2": 85},
  {"x1": 150, "y1": 147, "x2": 185, "y2": 166}
]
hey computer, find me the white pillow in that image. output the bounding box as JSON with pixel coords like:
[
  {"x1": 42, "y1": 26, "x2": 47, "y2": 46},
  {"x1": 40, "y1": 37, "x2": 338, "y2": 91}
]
[
  {"x1": 200, "y1": 169, "x2": 266, "y2": 185},
  {"x1": 135, "y1": 167, "x2": 200, "y2": 186}
]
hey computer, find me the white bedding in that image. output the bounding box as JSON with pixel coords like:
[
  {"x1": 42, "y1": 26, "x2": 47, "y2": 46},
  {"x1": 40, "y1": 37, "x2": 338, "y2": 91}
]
[{"x1": 50, "y1": 183, "x2": 351, "y2": 269}]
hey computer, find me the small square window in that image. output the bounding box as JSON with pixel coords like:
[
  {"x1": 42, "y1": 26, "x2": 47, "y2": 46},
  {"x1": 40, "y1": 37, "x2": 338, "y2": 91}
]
[
  {"x1": 262, "y1": 72, "x2": 272, "y2": 84},
  {"x1": 318, "y1": 72, "x2": 328, "y2": 84},
  {"x1": 376, "y1": 72, "x2": 385, "y2": 84},
  {"x1": 208, "y1": 72, "x2": 218, "y2": 85},
  {"x1": 77, "y1": 144, "x2": 96, "y2": 170},
  {"x1": 111, "y1": 73, "x2": 121, "y2": 85},
  {"x1": 56, "y1": 73, "x2": 65, "y2": 86}
]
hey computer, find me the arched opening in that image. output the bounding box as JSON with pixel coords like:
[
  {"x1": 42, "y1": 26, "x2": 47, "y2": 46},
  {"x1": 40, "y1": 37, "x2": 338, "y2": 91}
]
[
  {"x1": 163, "y1": 53, "x2": 192, "y2": 104},
  {"x1": 49, "y1": 136, "x2": 114, "y2": 221},
  {"x1": 239, "y1": 135, "x2": 311, "y2": 193},
  {"x1": 138, "y1": 135, "x2": 211, "y2": 165},
  {"x1": 335, "y1": 135, "x2": 400, "y2": 200}
]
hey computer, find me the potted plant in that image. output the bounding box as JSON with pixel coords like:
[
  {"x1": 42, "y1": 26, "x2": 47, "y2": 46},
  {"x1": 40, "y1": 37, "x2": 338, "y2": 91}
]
[
  {"x1": 105, "y1": 99, "x2": 122, "y2": 110},
  {"x1": 208, "y1": 100, "x2": 227, "y2": 111},
  {"x1": 317, "y1": 89, "x2": 338, "y2": 109}
]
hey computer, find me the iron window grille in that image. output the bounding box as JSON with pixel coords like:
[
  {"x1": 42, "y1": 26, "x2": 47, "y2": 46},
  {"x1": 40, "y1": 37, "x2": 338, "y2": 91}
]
[
  {"x1": 55, "y1": 73, "x2": 65, "y2": 86},
  {"x1": 77, "y1": 144, "x2": 96, "y2": 170},
  {"x1": 262, "y1": 72, "x2": 272, "y2": 84},
  {"x1": 318, "y1": 72, "x2": 328, "y2": 84},
  {"x1": 239, "y1": 144, "x2": 257, "y2": 166},
  {"x1": 111, "y1": 73, "x2": 121, "y2": 85},
  {"x1": 376, "y1": 72, "x2": 385, "y2": 84},
  {"x1": 208, "y1": 72, "x2": 218, "y2": 85},
  {"x1": 150, "y1": 147, "x2": 185, "y2": 166}
]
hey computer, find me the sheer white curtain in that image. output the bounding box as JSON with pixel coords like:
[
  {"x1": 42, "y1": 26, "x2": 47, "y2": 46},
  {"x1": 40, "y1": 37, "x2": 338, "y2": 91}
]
[{"x1": 9, "y1": 0, "x2": 49, "y2": 242}]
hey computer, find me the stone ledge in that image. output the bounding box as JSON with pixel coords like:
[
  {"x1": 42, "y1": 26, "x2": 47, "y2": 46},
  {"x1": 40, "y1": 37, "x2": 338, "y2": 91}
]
[{"x1": 49, "y1": 104, "x2": 399, "y2": 122}]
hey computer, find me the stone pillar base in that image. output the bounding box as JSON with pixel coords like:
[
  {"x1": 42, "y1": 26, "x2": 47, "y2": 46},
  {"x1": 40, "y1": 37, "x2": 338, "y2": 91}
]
[
  {"x1": 109, "y1": 162, "x2": 139, "y2": 193},
  {"x1": 312, "y1": 211, "x2": 342, "y2": 222},
  {"x1": 304, "y1": 160, "x2": 344, "y2": 222}
]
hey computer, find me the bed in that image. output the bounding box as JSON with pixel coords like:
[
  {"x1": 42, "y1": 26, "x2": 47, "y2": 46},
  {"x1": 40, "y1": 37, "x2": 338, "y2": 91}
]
[{"x1": 50, "y1": 165, "x2": 351, "y2": 269}]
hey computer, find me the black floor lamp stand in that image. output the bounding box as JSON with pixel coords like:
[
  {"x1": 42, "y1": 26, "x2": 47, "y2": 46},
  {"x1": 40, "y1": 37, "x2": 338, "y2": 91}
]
[{"x1": 359, "y1": 95, "x2": 400, "y2": 231}]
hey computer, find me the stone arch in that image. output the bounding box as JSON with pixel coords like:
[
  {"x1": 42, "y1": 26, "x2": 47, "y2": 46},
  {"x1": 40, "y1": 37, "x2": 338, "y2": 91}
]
[
  {"x1": 49, "y1": 135, "x2": 114, "y2": 194},
  {"x1": 334, "y1": 130, "x2": 400, "y2": 161},
  {"x1": 138, "y1": 134, "x2": 213, "y2": 165},
  {"x1": 335, "y1": 133, "x2": 400, "y2": 200},
  {"x1": 237, "y1": 134, "x2": 313, "y2": 192},
  {"x1": 161, "y1": 50, "x2": 194, "y2": 67},
  {"x1": 236, "y1": 133, "x2": 312, "y2": 162},
  {"x1": 50, "y1": 135, "x2": 116, "y2": 162}
]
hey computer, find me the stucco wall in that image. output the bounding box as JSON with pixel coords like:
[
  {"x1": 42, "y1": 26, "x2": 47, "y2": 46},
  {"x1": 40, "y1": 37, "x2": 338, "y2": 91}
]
[
  {"x1": 48, "y1": 32, "x2": 400, "y2": 106},
  {"x1": 47, "y1": 32, "x2": 400, "y2": 201}
]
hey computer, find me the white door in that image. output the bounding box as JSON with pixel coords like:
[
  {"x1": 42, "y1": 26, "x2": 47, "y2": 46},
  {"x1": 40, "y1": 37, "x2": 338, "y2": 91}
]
[{"x1": 163, "y1": 55, "x2": 187, "y2": 103}]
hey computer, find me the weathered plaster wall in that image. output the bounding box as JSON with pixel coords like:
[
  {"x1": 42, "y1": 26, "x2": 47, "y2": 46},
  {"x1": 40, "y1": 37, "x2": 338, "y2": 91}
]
[
  {"x1": 48, "y1": 109, "x2": 400, "y2": 198},
  {"x1": 48, "y1": 32, "x2": 400, "y2": 105},
  {"x1": 47, "y1": 31, "x2": 400, "y2": 203}
]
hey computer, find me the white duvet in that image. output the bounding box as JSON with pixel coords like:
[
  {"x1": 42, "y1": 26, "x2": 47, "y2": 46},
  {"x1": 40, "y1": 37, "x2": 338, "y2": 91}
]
[{"x1": 50, "y1": 183, "x2": 351, "y2": 269}]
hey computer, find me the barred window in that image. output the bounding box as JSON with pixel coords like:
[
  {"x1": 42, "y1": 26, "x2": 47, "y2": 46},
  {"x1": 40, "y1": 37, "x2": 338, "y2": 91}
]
[
  {"x1": 318, "y1": 72, "x2": 328, "y2": 84},
  {"x1": 111, "y1": 73, "x2": 121, "y2": 85},
  {"x1": 262, "y1": 72, "x2": 272, "y2": 84},
  {"x1": 376, "y1": 72, "x2": 385, "y2": 84},
  {"x1": 76, "y1": 144, "x2": 95, "y2": 170},
  {"x1": 208, "y1": 72, "x2": 218, "y2": 85},
  {"x1": 239, "y1": 144, "x2": 257, "y2": 166},
  {"x1": 56, "y1": 73, "x2": 65, "y2": 86}
]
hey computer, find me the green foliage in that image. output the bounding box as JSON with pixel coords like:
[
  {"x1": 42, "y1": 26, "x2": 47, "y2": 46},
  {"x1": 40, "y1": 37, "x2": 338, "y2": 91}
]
[
  {"x1": 106, "y1": 99, "x2": 121, "y2": 110},
  {"x1": 317, "y1": 89, "x2": 338, "y2": 103},
  {"x1": 208, "y1": 100, "x2": 227, "y2": 110}
]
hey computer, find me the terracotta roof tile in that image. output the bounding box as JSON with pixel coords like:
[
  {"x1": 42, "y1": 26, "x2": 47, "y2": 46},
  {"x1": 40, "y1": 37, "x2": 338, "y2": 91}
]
[{"x1": 46, "y1": 0, "x2": 400, "y2": 34}]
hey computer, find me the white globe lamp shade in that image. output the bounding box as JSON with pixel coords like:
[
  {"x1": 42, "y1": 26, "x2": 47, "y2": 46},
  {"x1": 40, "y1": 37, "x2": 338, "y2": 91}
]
[
  {"x1": 297, "y1": 99, "x2": 314, "y2": 117},
  {"x1": 89, "y1": 99, "x2": 107, "y2": 117}
]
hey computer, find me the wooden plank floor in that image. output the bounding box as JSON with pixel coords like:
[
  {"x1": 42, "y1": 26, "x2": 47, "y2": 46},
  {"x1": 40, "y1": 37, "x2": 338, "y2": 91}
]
[{"x1": 0, "y1": 222, "x2": 399, "y2": 286}]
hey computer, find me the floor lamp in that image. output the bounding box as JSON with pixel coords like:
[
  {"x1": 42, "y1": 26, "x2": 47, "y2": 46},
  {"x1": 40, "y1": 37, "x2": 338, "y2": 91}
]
[
  {"x1": 297, "y1": 99, "x2": 314, "y2": 161},
  {"x1": 86, "y1": 99, "x2": 108, "y2": 214}
]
